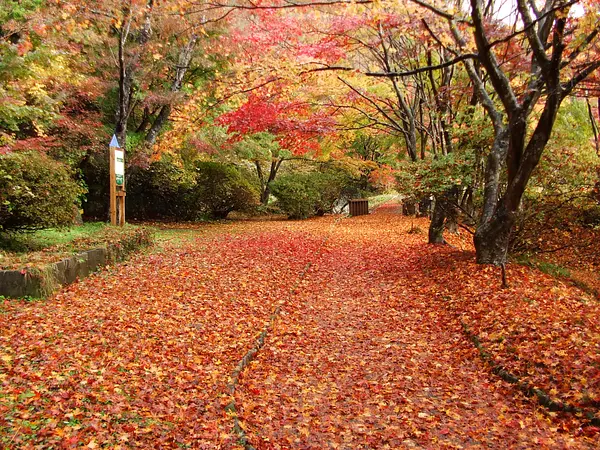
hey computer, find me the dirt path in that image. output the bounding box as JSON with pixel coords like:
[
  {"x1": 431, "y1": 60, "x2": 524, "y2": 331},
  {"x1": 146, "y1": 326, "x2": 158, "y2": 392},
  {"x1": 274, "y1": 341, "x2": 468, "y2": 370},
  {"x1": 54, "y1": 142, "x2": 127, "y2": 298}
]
[{"x1": 1, "y1": 204, "x2": 598, "y2": 448}]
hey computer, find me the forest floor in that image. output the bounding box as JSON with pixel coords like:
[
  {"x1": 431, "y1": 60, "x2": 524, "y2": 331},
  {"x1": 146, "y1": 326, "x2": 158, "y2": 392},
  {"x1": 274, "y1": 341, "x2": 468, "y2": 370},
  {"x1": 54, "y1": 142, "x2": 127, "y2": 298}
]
[{"x1": 1, "y1": 203, "x2": 599, "y2": 449}]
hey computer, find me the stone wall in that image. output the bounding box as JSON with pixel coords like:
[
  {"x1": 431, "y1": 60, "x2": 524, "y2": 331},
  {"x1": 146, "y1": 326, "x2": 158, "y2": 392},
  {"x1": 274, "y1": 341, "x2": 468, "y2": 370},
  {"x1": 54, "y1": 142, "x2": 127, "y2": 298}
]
[{"x1": 0, "y1": 248, "x2": 107, "y2": 298}]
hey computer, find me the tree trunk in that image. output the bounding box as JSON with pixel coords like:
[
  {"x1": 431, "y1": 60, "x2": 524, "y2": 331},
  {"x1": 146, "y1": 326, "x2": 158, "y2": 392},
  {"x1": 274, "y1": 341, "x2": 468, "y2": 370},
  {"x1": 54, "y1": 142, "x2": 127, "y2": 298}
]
[
  {"x1": 461, "y1": 186, "x2": 476, "y2": 219},
  {"x1": 428, "y1": 196, "x2": 446, "y2": 244},
  {"x1": 115, "y1": 1, "x2": 154, "y2": 146},
  {"x1": 445, "y1": 209, "x2": 458, "y2": 233},
  {"x1": 405, "y1": 116, "x2": 418, "y2": 161},
  {"x1": 418, "y1": 196, "x2": 432, "y2": 217},
  {"x1": 260, "y1": 185, "x2": 271, "y2": 205},
  {"x1": 145, "y1": 35, "x2": 197, "y2": 145},
  {"x1": 402, "y1": 201, "x2": 417, "y2": 216},
  {"x1": 587, "y1": 98, "x2": 599, "y2": 155},
  {"x1": 474, "y1": 204, "x2": 515, "y2": 264},
  {"x1": 136, "y1": 106, "x2": 152, "y2": 132},
  {"x1": 428, "y1": 186, "x2": 460, "y2": 243},
  {"x1": 474, "y1": 87, "x2": 562, "y2": 264},
  {"x1": 254, "y1": 160, "x2": 266, "y2": 204},
  {"x1": 145, "y1": 104, "x2": 171, "y2": 145},
  {"x1": 115, "y1": 39, "x2": 134, "y2": 146},
  {"x1": 445, "y1": 186, "x2": 459, "y2": 233},
  {"x1": 260, "y1": 158, "x2": 283, "y2": 205}
]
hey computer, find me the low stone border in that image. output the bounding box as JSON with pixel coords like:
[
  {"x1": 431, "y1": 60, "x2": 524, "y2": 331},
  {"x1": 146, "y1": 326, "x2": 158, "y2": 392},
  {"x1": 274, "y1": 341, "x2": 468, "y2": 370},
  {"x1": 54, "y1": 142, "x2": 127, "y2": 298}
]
[{"x1": 0, "y1": 229, "x2": 153, "y2": 299}]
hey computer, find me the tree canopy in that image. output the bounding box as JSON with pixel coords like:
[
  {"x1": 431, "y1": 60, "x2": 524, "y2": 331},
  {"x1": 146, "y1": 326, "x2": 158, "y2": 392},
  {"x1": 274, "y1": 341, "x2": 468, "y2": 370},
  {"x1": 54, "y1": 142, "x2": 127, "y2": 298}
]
[{"x1": 1, "y1": 0, "x2": 599, "y2": 261}]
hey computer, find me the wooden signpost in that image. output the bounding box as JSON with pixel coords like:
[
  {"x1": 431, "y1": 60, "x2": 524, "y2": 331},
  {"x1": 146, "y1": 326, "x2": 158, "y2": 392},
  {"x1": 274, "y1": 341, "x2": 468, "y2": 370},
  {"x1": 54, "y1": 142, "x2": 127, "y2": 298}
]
[{"x1": 109, "y1": 135, "x2": 126, "y2": 226}]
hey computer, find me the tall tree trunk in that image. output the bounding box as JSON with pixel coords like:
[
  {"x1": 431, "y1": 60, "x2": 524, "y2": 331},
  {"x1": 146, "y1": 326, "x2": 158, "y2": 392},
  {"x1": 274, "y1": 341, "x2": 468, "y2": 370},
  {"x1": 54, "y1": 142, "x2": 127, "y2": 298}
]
[
  {"x1": 262, "y1": 159, "x2": 282, "y2": 204},
  {"x1": 145, "y1": 104, "x2": 171, "y2": 145},
  {"x1": 258, "y1": 159, "x2": 284, "y2": 205},
  {"x1": 115, "y1": 1, "x2": 154, "y2": 146},
  {"x1": 474, "y1": 203, "x2": 514, "y2": 264},
  {"x1": 587, "y1": 98, "x2": 599, "y2": 155},
  {"x1": 419, "y1": 100, "x2": 426, "y2": 159},
  {"x1": 404, "y1": 112, "x2": 418, "y2": 161},
  {"x1": 136, "y1": 106, "x2": 152, "y2": 132},
  {"x1": 255, "y1": 161, "x2": 267, "y2": 204},
  {"x1": 461, "y1": 186, "x2": 475, "y2": 219},
  {"x1": 260, "y1": 184, "x2": 271, "y2": 205},
  {"x1": 428, "y1": 196, "x2": 446, "y2": 244},
  {"x1": 475, "y1": 92, "x2": 562, "y2": 264},
  {"x1": 115, "y1": 28, "x2": 134, "y2": 146},
  {"x1": 428, "y1": 186, "x2": 459, "y2": 244},
  {"x1": 145, "y1": 35, "x2": 198, "y2": 145},
  {"x1": 445, "y1": 187, "x2": 459, "y2": 233}
]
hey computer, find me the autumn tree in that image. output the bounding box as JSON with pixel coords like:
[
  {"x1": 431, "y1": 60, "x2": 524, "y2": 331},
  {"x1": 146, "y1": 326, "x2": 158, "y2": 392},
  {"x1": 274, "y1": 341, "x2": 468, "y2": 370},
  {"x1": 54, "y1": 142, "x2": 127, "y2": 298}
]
[
  {"x1": 234, "y1": 0, "x2": 600, "y2": 259},
  {"x1": 0, "y1": 0, "x2": 86, "y2": 150},
  {"x1": 217, "y1": 92, "x2": 336, "y2": 203},
  {"x1": 369, "y1": 0, "x2": 597, "y2": 263},
  {"x1": 53, "y1": 0, "x2": 228, "y2": 155},
  {"x1": 275, "y1": 4, "x2": 473, "y2": 241}
]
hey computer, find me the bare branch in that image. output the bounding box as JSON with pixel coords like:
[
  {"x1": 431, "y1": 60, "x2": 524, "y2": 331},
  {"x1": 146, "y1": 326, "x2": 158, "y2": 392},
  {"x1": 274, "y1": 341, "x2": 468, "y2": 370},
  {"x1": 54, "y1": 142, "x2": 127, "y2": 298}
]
[
  {"x1": 562, "y1": 24, "x2": 600, "y2": 69},
  {"x1": 89, "y1": 9, "x2": 118, "y2": 20},
  {"x1": 469, "y1": 0, "x2": 519, "y2": 113},
  {"x1": 193, "y1": 0, "x2": 372, "y2": 11},
  {"x1": 516, "y1": 0, "x2": 550, "y2": 72},
  {"x1": 562, "y1": 60, "x2": 600, "y2": 97},
  {"x1": 300, "y1": 65, "x2": 354, "y2": 75},
  {"x1": 337, "y1": 77, "x2": 407, "y2": 134},
  {"x1": 410, "y1": 0, "x2": 468, "y2": 23},
  {"x1": 365, "y1": 53, "x2": 478, "y2": 77}
]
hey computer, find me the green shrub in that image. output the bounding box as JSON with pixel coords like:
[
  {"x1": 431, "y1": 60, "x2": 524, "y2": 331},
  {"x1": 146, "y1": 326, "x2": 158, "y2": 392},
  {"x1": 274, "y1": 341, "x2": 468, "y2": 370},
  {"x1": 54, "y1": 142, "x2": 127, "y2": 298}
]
[
  {"x1": 311, "y1": 171, "x2": 350, "y2": 216},
  {"x1": 79, "y1": 150, "x2": 109, "y2": 219},
  {"x1": 271, "y1": 170, "x2": 349, "y2": 219},
  {"x1": 270, "y1": 174, "x2": 319, "y2": 219},
  {"x1": 0, "y1": 151, "x2": 85, "y2": 231},
  {"x1": 193, "y1": 161, "x2": 259, "y2": 219},
  {"x1": 127, "y1": 160, "x2": 196, "y2": 221}
]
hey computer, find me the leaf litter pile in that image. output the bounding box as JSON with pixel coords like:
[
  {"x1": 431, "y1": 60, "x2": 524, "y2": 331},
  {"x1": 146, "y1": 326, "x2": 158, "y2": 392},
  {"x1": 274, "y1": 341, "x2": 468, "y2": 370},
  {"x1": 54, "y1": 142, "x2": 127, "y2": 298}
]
[{"x1": 1, "y1": 203, "x2": 599, "y2": 448}]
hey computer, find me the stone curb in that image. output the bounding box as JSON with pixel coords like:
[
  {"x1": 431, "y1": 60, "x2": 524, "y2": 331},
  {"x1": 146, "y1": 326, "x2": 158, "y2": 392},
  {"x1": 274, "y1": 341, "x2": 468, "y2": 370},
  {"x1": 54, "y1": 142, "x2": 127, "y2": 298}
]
[
  {"x1": 0, "y1": 248, "x2": 107, "y2": 298},
  {"x1": 0, "y1": 231, "x2": 152, "y2": 299}
]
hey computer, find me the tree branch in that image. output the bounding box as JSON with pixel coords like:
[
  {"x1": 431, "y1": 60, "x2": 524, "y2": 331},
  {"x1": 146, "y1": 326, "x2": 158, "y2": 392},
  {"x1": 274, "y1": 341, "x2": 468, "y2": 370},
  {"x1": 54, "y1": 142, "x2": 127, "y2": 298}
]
[
  {"x1": 562, "y1": 24, "x2": 600, "y2": 69},
  {"x1": 470, "y1": 0, "x2": 519, "y2": 113},
  {"x1": 516, "y1": 0, "x2": 550, "y2": 73},
  {"x1": 365, "y1": 53, "x2": 478, "y2": 77},
  {"x1": 196, "y1": 0, "x2": 373, "y2": 11},
  {"x1": 337, "y1": 77, "x2": 407, "y2": 135},
  {"x1": 562, "y1": 60, "x2": 600, "y2": 97}
]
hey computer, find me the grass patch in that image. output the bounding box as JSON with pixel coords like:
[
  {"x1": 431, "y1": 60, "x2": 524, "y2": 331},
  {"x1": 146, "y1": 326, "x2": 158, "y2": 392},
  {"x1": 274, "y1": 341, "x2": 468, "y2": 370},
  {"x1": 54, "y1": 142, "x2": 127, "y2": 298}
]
[
  {"x1": 536, "y1": 260, "x2": 571, "y2": 278},
  {"x1": 515, "y1": 255, "x2": 571, "y2": 278},
  {"x1": 0, "y1": 223, "x2": 108, "y2": 254},
  {"x1": 0, "y1": 223, "x2": 152, "y2": 271}
]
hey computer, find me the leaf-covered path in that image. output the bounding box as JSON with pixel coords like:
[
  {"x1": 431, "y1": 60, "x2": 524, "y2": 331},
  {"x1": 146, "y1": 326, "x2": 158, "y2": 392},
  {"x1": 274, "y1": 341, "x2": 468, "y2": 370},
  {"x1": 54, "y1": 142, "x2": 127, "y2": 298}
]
[
  {"x1": 1, "y1": 204, "x2": 599, "y2": 448},
  {"x1": 235, "y1": 206, "x2": 598, "y2": 448}
]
